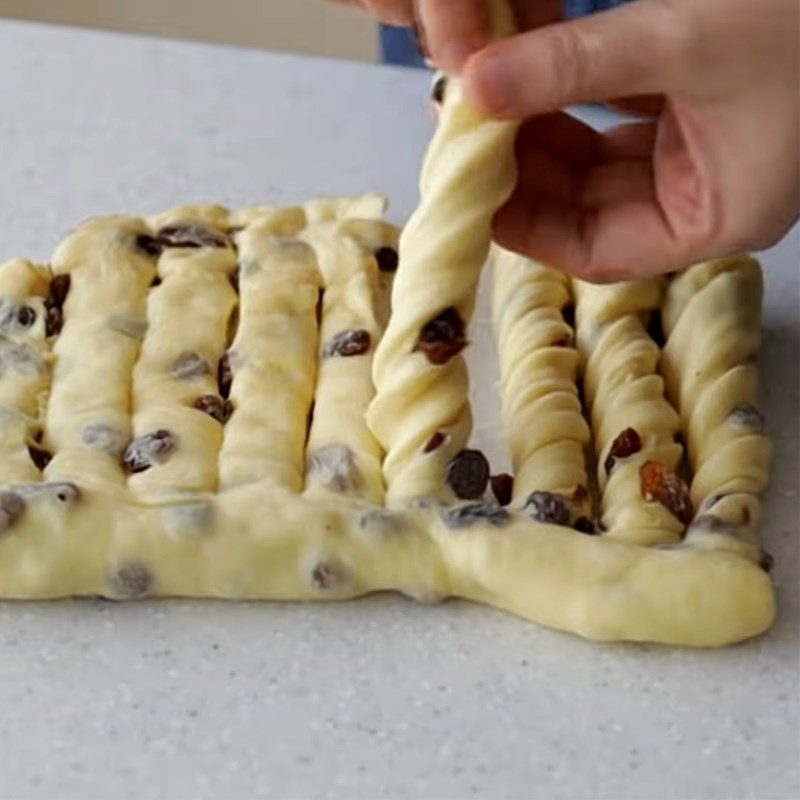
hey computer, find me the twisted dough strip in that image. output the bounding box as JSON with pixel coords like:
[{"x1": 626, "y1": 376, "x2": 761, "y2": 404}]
[
  {"x1": 573, "y1": 278, "x2": 684, "y2": 545},
  {"x1": 0, "y1": 259, "x2": 52, "y2": 485},
  {"x1": 491, "y1": 248, "x2": 591, "y2": 511},
  {"x1": 368, "y1": 0, "x2": 518, "y2": 504},
  {"x1": 661, "y1": 257, "x2": 771, "y2": 561}
]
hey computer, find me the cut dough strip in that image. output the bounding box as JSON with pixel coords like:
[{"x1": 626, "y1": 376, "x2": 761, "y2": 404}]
[
  {"x1": 220, "y1": 214, "x2": 321, "y2": 492},
  {"x1": 368, "y1": 1, "x2": 519, "y2": 505},
  {"x1": 303, "y1": 215, "x2": 397, "y2": 504},
  {"x1": 573, "y1": 278, "x2": 685, "y2": 546},
  {"x1": 661, "y1": 257, "x2": 772, "y2": 561},
  {"x1": 0, "y1": 259, "x2": 52, "y2": 485},
  {"x1": 130, "y1": 212, "x2": 238, "y2": 497},
  {"x1": 46, "y1": 216, "x2": 157, "y2": 492},
  {"x1": 491, "y1": 247, "x2": 591, "y2": 516}
]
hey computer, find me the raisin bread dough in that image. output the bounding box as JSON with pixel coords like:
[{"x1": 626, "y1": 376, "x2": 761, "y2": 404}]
[{"x1": 0, "y1": 0, "x2": 776, "y2": 644}]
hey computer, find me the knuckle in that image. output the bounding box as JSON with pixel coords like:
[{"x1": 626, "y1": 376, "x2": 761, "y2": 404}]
[{"x1": 541, "y1": 25, "x2": 593, "y2": 105}]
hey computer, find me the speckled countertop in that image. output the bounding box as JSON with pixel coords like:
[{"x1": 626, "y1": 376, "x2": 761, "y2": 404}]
[{"x1": 0, "y1": 19, "x2": 798, "y2": 800}]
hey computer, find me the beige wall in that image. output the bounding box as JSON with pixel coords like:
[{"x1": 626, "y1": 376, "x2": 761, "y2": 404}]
[{"x1": 0, "y1": 0, "x2": 377, "y2": 61}]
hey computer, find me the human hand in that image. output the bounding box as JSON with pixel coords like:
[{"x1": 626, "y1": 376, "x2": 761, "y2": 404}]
[{"x1": 336, "y1": 0, "x2": 800, "y2": 281}]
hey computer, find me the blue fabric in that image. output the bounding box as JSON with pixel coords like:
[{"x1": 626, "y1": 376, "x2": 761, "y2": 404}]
[
  {"x1": 379, "y1": 1, "x2": 636, "y2": 66},
  {"x1": 379, "y1": 25, "x2": 427, "y2": 68}
]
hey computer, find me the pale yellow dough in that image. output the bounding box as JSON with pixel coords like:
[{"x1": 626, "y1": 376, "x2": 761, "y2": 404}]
[{"x1": 0, "y1": 0, "x2": 776, "y2": 644}]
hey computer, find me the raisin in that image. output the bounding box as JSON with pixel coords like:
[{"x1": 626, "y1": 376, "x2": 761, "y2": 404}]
[
  {"x1": 374, "y1": 246, "x2": 399, "y2": 273},
  {"x1": 16, "y1": 306, "x2": 36, "y2": 328},
  {"x1": 647, "y1": 310, "x2": 666, "y2": 347},
  {"x1": 322, "y1": 329, "x2": 371, "y2": 358},
  {"x1": 423, "y1": 432, "x2": 446, "y2": 454},
  {"x1": 82, "y1": 423, "x2": 127, "y2": 457},
  {"x1": 150, "y1": 276, "x2": 162, "y2": 288},
  {"x1": 728, "y1": 404, "x2": 765, "y2": 433},
  {"x1": 758, "y1": 549, "x2": 774, "y2": 573},
  {"x1": 45, "y1": 305, "x2": 63, "y2": 337},
  {"x1": 524, "y1": 491, "x2": 570, "y2": 526},
  {"x1": 311, "y1": 562, "x2": 342, "y2": 590},
  {"x1": 308, "y1": 444, "x2": 360, "y2": 492},
  {"x1": 443, "y1": 503, "x2": 510, "y2": 529},
  {"x1": 446, "y1": 449, "x2": 490, "y2": 500},
  {"x1": 156, "y1": 223, "x2": 231, "y2": 249},
  {"x1": 218, "y1": 353, "x2": 233, "y2": 398},
  {"x1": 561, "y1": 305, "x2": 575, "y2": 328},
  {"x1": 430, "y1": 72, "x2": 447, "y2": 106},
  {"x1": 111, "y1": 561, "x2": 153, "y2": 599},
  {"x1": 415, "y1": 307, "x2": 467, "y2": 365},
  {"x1": 122, "y1": 430, "x2": 176, "y2": 474},
  {"x1": 136, "y1": 233, "x2": 163, "y2": 258},
  {"x1": 194, "y1": 394, "x2": 233, "y2": 424},
  {"x1": 639, "y1": 460, "x2": 694, "y2": 525},
  {"x1": 490, "y1": 473, "x2": 514, "y2": 507},
  {"x1": 604, "y1": 427, "x2": 642, "y2": 475},
  {"x1": 574, "y1": 517, "x2": 597, "y2": 535},
  {"x1": 0, "y1": 491, "x2": 25, "y2": 533},
  {"x1": 172, "y1": 351, "x2": 211, "y2": 380},
  {"x1": 46, "y1": 274, "x2": 71, "y2": 309},
  {"x1": 28, "y1": 444, "x2": 52, "y2": 470}
]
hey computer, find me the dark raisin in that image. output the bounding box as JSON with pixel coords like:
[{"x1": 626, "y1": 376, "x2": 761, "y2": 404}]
[
  {"x1": 640, "y1": 461, "x2": 694, "y2": 525},
  {"x1": 574, "y1": 517, "x2": 597, "y2": 534},
  {"x1": 728, "y1": 404, "x2": 765, "y2": 433},
  {"x1": 111, "y1": 561, "x2": 153, "y2": 598},
  {"x1": 561, "y1": 305, "x2": 575, "y2": 328},
  {"x1": 82, "y1": 423, "x2": 127, "y2": 457},
  {"x1": 443, "y1": 503, "x2": 510, "y2": 529},
  {"x1": 0, "y1": 491, "x2": 25, "y2": 533},
  {"x1": 490, "y1": 473, "x2": 514, "y2": 507},
  {"x1": 307, "y1": 444, "x2": 360, "y2": 492},
  {"x1": 604, "y1": 427, "x2": 643, "y2": 475},
  {"x1": 322, "y1": 329, "x2": 371, "y2": 358},
  {"x1": 312, "y1": 562, "x2": 341, "y2": 590},
  {"x1": 136, "y1": 233, "x2": 163, "y2": 258},
  {"x1": 687, "y1": 514, "x2": 738, "y2": 536},
  {"x1": 423, "y1": 432, "x2": 446, "y2": 454},
  {"x1": 524, "y1": 491, "x2": 570, "y2": 526},
  {"x1": 194, "y1": 394, "x2": 233, "y2": 424},
  {"x1": 16, "y1": 306, "x2": 36, "y2": 328},
  {"x1": 122, "y1": 430, "x2": 176, "y2": 474},
  {"x1": 218, "y1": 353, "x2": 233, "y2": 398},
  {"x1": 430, "y1": 72, "x2": 447, "y2": 106},
  {"x1": 758, "y1": 549, "x2": 774, "y2": 573},
  {"x1": 415, "y1": 307, "x2": 468, "y2": 365},
  {"x1": 28, "y1": 444, "x2": 52, "y2": 470},
  {"x1": 45, "y1": 305, "x2": 63, "y2": 337},
  {"x1": 445, "y1": 449, "x2": 490, "y2": 500},
  {"x1": 374, "y1": 246, "x2": 399, "y2": 273},
  {"x1": 647, "y1": 309, "x2": 666, "y2": 347},
  {"x1": 46, "y1": 274, "x2": 71, "y2": 308},
  {"x1": 150, "y1": 276, "x2": 162, "y2": 288},
  {"x1": 156, "y1": 224, "x2": 230, "y2": 249},
  {"x1": 172, "y1": 351, "x2": 211, "y2": 380}
]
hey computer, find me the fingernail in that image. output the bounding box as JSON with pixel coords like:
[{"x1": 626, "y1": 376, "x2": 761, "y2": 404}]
[{"x1": 437, "y1": 41, "x2": 475, "y2": 74}]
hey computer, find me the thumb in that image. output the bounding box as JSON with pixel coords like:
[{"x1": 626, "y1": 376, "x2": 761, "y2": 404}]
[{"x1": 463, "y1": 1, "x2": 683, "y2": 119}]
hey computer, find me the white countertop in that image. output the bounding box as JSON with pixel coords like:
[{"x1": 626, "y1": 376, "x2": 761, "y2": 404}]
[{"x1": 0, "y1": 19, "x2": 798, "y2": 800}]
